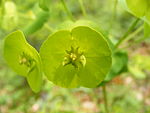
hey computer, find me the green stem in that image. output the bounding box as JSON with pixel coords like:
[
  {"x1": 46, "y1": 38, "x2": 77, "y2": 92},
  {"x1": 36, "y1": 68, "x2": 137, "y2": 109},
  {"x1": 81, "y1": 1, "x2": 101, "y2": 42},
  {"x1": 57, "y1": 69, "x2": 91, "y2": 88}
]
[
  {"x1": 135, "y1": 26, "x2": 149, "y2": 43},
  {"x1": 23, "y1": 10, "x2": 50, "y2": 36},
  {"x1": 115, "y1": 18, "x2": 140, "y2": 48},
  {"x1": 78, "y1": 0, "x2": 87, "y2": 17},
  {"x1": 60, "y1": 0, "x2": 74, "y2": 21},
  {"x1": 109, "y1": 0, "x2": 118, "y2": 32},
  {"x1": 123, "y1": 25, "x2": 143, "y2": 49},
  {"x1": 126, "y1": 25, "x2": 143, "y2": 41},
  {"x1": 102, "y1": 85, "x2": 109, "y2": 113},
  {"x1": 113, "y1": 0, "x2": 118, "y2": 19}
]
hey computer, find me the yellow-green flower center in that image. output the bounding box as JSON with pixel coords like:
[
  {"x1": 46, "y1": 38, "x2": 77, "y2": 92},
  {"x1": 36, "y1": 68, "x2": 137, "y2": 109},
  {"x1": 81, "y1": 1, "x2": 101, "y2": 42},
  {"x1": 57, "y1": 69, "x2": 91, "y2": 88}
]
[
  {"x1": 62, "y1": 46, "x2": 86, "y2": 68},
  {"x1": 19, "y1": 52, "x2": 35, "y2": 67}
]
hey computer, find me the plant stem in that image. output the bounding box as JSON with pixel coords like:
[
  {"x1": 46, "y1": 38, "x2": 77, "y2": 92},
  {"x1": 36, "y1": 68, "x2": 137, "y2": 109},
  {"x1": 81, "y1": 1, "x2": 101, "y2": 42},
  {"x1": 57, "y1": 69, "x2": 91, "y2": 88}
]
[
  {"x1": 113, "y1": 0, "x2": 118, "y2": 20},
  {"x1": 109, "y1": 0, "x2": 118, "y2": 32},
  {"x1": 122, "y1": 25, "x2": 143, "y2": 49},
  {"x1": 126, "y1": 25, "x2": 143, "y2": 42},
  {"x1": 23, "y1": 11, "x2": 50, "y2": 36},
  {"x1": 115, "y1": 18, "x2": 140, "y2": 48},
  {"x1": 60, "y1": 0, "x2": 74, "y2": 21},
  {"x1": 78, "y1": 0, "x2": 87, "y2": 17},
  {"x1": 102, "y1": 85, "x2": 109, "y2": 113}
]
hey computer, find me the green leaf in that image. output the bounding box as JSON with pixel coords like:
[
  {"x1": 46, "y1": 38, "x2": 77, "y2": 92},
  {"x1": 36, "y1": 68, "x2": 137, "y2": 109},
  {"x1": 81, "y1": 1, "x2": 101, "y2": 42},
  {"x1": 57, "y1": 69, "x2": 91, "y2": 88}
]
[
  {"x1": 23, "y1": 10, "x2": 49, "y2": 36},
  {"x1": 105, "y1": 50, "x2": 128, "y2": 82},
  {"x1": 126, "y1": 0, "x2": 148, "y2": 17},
  {"x1": 98, "y1": 50, "x2": 128, "y2": 86},
  {"x1": 39, "y1": 0, "x2": 51, "y2": 11},
  {"x1": 4, "y1": 30, "x2": 43, "y2": 93},
  {"x1": 40, "y1": 21, "x2": 112, "y2": 88}
]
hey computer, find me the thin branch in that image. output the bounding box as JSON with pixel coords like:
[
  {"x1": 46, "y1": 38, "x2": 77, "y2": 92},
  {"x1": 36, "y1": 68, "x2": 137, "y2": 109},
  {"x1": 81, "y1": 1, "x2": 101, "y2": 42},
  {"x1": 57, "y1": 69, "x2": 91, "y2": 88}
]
[
  {"x1": 102, "y1": 85, "x2": 109, "y2": 113},
  {"x1": 78, "y1": 0, "x2": 87, "y2": 17},
  {"x1": 60, "y1": 0, "x2": 74, "y2": 21},
  {"x1": 115, "y1": 18, "x2": 140, "y2": 48}
]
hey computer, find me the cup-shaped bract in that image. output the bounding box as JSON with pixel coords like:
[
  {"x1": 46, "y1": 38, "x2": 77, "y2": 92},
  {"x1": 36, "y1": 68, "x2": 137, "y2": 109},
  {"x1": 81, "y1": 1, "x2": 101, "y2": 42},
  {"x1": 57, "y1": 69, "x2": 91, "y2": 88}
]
[
  {"x1": 40, "y1": 21, "x2": 112, "y2": 88},
  {"x1": 4, "y1": 30, "x2": 43, "y2": 93},
  {"x1": 126, "y1": 0, "x2": 148, "y2": 18},
  {"x1": 121, "y1": 0, "x2": 150, "y2": 24},
  {"x1": 145, "y1": 3, "x2": 150, "y2": 24}
]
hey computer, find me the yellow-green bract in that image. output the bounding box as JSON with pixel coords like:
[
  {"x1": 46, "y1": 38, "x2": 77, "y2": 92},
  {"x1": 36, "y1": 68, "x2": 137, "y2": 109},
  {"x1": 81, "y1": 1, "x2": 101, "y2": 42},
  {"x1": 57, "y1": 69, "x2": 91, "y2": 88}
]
[
  {"x1": 3, "y1": 30, "x2": 43, "y2": 93},
  {"x1": 40, "y1": 21, "x2": 112, "y2": 88},
  {"x1": 119, "y1": 0, "x2": 150, "y2": 38},
  {"x1": 99, "y1": 50, "x2": 128, "y2": 86},
  {"x1": 126, "y1": 0, "x2": 148, "y2": 18},
  {"x1": 120, "y1": 0, "x2": 150, "y2": 24}
]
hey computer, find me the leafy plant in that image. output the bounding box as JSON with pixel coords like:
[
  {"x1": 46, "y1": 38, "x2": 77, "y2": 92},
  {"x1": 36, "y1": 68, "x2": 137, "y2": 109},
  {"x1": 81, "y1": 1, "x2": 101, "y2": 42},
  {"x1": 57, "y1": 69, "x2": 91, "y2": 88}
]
[
  {"x1": 1, "y1": 0, "x2": 150, "y2": 113},
  {"x1": 3, "y1": 20, "x2": 112, "y2": 91}
]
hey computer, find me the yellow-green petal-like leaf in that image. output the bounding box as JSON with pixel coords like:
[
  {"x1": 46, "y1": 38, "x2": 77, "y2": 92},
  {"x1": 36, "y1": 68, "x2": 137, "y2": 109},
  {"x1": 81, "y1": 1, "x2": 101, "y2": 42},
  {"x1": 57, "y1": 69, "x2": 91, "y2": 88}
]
[
  {"x1": 53, "y1": 65, "x2": 79, "y2": 88},
  {"x1": 144, "y1": 22, "x2": 150, "y2": 38},
  {"x1": 146, "y1": 3, "x2": 150, "y2": 23},
  {"x1": 98, "y1": 50, "x2": 128, "y2": 86},
  {"x1": 126, "y1": 0, "x2": 148, "y2": 17},
  {"x1": 40, "y1": 21, "x2": 112, "y2": 88},
  {"x1": 72, "y1": 26, "x2": 112, "y2": 87},
  {"x1": 4, "y1": 30, "x2": 42, "y2": 93}
]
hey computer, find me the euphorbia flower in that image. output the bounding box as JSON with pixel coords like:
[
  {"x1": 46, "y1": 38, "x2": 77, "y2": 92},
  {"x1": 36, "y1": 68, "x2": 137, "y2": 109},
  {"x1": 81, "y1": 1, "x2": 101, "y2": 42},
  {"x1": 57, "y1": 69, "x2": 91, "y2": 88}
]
[
  {"x1": 40, "y1": 20, "x2": 112, "y2": 88},
  {"x1": 4, "y1": 30, "x2": 43, "y2": 93}
]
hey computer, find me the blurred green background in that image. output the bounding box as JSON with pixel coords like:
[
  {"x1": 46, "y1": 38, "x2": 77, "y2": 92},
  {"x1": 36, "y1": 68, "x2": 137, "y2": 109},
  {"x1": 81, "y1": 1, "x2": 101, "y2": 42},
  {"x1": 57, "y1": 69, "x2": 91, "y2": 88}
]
[{"x1": 0, "y1": 0, "x2": 150, "y2": 113}]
